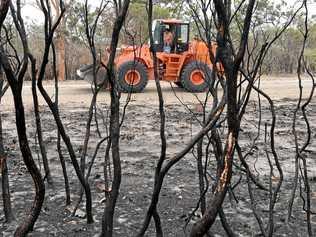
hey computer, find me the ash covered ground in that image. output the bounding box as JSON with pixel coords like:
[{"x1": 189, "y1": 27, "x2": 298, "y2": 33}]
[{"x1": 1, "y1": 96, "x2": 316, "y2": 236}]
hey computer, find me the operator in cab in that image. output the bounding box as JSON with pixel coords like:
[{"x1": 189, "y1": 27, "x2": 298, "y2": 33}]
[{"x1": 163, "y1": 28, "x2": 174, "y2": 53}]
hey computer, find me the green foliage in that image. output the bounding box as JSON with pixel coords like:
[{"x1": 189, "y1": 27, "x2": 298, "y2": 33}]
[
  {"x1": 66, "y1": 1, "x2": 86, "y2": 43},
  {"x1": 6, "y1": 0, "x2": 316, "y2": 75},
  {"x1": 306, "y1": 24, "x2": 316, "y2": 70},
  {"x1": 66, "y1": 1, "x2": 115, "y2": 44}
]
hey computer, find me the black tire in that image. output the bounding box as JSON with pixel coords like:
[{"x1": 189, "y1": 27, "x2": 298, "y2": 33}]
[
  {"x1": 117, "y1": 61, "x2": 148, "y2": 93},
  {"x1": 96, "y1": 67, "x2": 108, "y2": 89},
  {"x1": 174, "y1": 81, "x2": 183, "y2": 88},
  {"x1": 180, "y1": 61, "x2": 213, "y2": 93}
]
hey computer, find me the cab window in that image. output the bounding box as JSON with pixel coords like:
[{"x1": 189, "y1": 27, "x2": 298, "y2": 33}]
[{"x1": 179, "y1": 24, "x2": 189, "y2": 44}]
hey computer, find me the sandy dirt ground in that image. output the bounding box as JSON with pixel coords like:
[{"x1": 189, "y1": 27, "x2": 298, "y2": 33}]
[
  {"x1": 1, "y1": 75, "x2": 314, "y2": 110},
  {"x1": 0, "y1": 77, "x2": 316, "y2": 236}
]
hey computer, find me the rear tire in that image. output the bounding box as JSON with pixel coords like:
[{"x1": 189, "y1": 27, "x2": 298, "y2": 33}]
[
  {"x1": 180, "y1": 61, "x2": 212, "y2": 93},
  {"x1": 117, "y1": 61, "x2": 148, "y2": 93}
]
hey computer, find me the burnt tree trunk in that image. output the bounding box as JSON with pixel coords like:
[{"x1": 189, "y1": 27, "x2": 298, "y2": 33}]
[
  {"x1": 1, "y1": 1, "x2": 45, "y2": 235},
  {"x1": 101, "y1": 1, "x2": 130, "y2": 236},
  {"x1": 197, "y1": 138, "x2": 206, "y2": 214},
  {"x1": 51, "y1": 0, "x2": 66, "y2": 81},
  {"x1": 190, "y1": 0, "x2": 255, "y2": 236},
  {"x1": 56, "y1": 28, "x2": 66, "y2": 81},
  {"x1": 0, "y1": 56, "x2": 45, "y2": 237},
  {"x1": 29, "y1": 55, "x2": 53, "y2": 184},
  {"x1": 52, "y1": 41, "x2": 71, "y2": 205},
  {"x1": 0, "y1": 66, "x2": 14, "y2": 223},
  {"x1": 136, "y1": 0, "x2": 166, "y2": 235},
  {"x1": 36, "y1": 0, "x2": 93, "y2": 223}
]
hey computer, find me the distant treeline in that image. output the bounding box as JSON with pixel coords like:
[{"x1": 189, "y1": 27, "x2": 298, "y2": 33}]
[{"x1": 5, "y1": 1, "x2": 316, "y2": 79}]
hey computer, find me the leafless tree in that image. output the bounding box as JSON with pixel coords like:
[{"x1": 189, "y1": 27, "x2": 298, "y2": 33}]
[
  {"x1": 0, "y1": 1, "x2": 45, "y2": 235},
  {"x1": 100, "y1": 0, "x2": 131, "y2": 236},
  {"x1": 287, "y1": 1, "x2": 315, "y2": 236},
  {"x1": 72, "y1": 0, "x2": 109, "y2": 216},
  {"x1": 0, "y1": 65, "x2": 14, "y2": 223},
  {"x1": 1, "y1": 0, "x2": 315, "y2": 236}
]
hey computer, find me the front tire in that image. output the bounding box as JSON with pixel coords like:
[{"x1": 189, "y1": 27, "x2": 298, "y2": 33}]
[
  {"x1": 180, "y1": 61, "x2": 213, "y2": 93},
  {"x1": 117, "y1": 61, "x2": 148, "y2": 93},
  {"x1": 174, "y1": 81, "x2": 183, "y2": 88}
]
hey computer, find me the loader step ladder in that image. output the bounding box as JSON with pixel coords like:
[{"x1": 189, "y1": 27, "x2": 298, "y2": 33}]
[{"x1": 165, "y1": 55, "x2": 181, "y2": 80}]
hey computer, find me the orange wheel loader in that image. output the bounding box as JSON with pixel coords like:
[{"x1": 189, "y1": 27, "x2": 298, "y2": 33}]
[{"x1": 77, "y1": 19, "x2": 220, "y2": 93}]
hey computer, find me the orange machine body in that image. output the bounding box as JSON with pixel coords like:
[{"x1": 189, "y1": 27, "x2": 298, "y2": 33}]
[
  {"x1": 82, "y1": 19, "x2": 226, "y2": 93},
  {"x1": 114, "y1": 40, "x2": 218, "y2": 83}
]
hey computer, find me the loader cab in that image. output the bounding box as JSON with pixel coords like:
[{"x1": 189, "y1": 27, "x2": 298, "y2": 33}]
[{"x1": 152, "y1": 19, "x2": 190, "y2": 54}]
